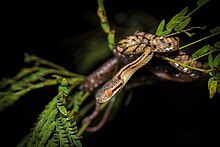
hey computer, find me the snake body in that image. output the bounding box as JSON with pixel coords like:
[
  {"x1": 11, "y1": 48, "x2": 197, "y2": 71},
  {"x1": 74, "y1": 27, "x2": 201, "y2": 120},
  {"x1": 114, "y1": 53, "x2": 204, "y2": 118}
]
[
  {"x1": 79, "y1": 57, "x2": 118, "y2": 92},
  {"x1": 96, "y1": 32, "x2": 180, "y2": 103},
  {"x1": 81, "y1": 32, "x2": 204, "y2": 132}
]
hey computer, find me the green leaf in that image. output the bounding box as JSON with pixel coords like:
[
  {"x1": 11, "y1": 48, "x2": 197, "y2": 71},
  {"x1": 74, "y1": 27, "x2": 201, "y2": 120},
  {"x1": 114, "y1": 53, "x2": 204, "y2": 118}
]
[
  {"x1": 208, "y1": 77, "x2": 214, "y2": 90},
  {"x1": 40, "y1": 122, "x2": 56, "y2": 145},
  {"x1": 208, "y1": 54, "x2": 214, "y2": 68},
  {"x1": 166, "y1": 22, "x2": 179, "y2": 30},
  {"x1": 62, "y1": 86, "x2": 69, "y2": 96},
  {"x1": 156, "y1": 20, "x2": 165, "y2": 35},
  {"x1": 166, "y1": 7, "x2": 188, "y2": 29},
  {"x1": 60, "y1": 78, "x2": 68, "y2": 96},
  {"x1": 73, "y1": 140, "x2": 82, "y2": 147},
  {"x1": 208, "y1": 78, "x2": 217, "y2": 98},
  {"x1": 192, "y1": 45, "x2": 210, "y2": 58},
  {"x1": 210, "y1": 26, "x2": 220, "y2": 34},
  {"x1": 213, "y1": 53, "x2": 220, "y2": 66},
  {"x1": 157, "y1": 29, "x2": 172, "y2": 36},
  {"x1": 197, "y1": 0, "x2": 210, "y2": 7},
  {"x1": 166, "y1": 16, "x2": 187, "y2": 30},
  {"x1": 215, "y1": 72, "x2": 220, "y2": 81},
  {"x1": 209, "y1": 47, "x2": 219, "y2": 52},
  {"x1": 57, "y1": 105, "x2": 68, "y2": 116},
  {"x1": 174, "y1": 16, "x2": 188, "y2": 23},
  {"x1": 217, "y1": 83, "x2": 220, "y2": 94},
  {"x1": 214, "y1": 41, "x2": 220, "y2": 48},
  {"x1": 184, "y1": 32, "x2": 195, "y2": 37},
  {"x1": 174, "y1": 17, "x2": 191, "y2": 32},
  {"x1": 177, "y1": 7, "x2": 188, "y2": 17}
]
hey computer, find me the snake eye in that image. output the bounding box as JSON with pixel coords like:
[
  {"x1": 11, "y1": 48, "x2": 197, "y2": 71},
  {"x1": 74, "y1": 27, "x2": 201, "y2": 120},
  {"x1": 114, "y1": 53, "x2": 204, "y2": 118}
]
[{"x1": 105, "y1": 89, "x2": 113, "y2": 98}]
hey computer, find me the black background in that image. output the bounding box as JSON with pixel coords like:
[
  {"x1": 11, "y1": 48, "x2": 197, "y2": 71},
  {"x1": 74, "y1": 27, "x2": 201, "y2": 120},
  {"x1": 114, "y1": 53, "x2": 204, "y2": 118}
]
[{"x1": 1, "y1": 0, "x2": 220, "y2": 146}]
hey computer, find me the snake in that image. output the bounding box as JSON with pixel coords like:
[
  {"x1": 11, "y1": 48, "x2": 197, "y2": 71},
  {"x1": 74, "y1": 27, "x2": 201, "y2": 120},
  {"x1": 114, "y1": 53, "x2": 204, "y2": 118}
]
[
  {"x1": 95, "y1": 31, "x2": 180, "y2": 103},
  {"x1": 80, "y1": 31, "x2": 203, "y2": 132},
  {"x1": 79, "y1": 57, "x2": 118, "y2": 92}
]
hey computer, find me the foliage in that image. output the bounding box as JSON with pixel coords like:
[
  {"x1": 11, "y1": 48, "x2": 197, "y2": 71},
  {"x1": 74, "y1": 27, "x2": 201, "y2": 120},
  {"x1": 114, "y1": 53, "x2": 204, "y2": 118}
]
[
  {"x1": 154, "y1": 0, "x2": 220, "y2": 98},
  {"x1": 16, "y1": 79, "x2": 82, "y2": 147}
]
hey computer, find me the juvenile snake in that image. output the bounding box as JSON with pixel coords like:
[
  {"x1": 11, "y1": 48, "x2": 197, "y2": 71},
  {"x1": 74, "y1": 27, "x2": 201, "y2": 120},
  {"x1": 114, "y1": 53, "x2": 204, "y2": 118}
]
[
  {"x1": 81, "y1": 31, "x2": 203, "y2": 132},
  {"x1": 95, "y1": 31, "x2": 180, "y2": 103}
]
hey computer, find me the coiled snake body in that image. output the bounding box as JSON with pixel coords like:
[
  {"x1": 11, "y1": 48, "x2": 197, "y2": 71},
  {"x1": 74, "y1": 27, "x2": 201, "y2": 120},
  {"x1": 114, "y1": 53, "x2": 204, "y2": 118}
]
[
  {"x1": 96, "y1": 31, "x2": 180, "y2": 103},
  {"x1": 80, "y1": 31, "x2": 203, "y2": 132}
]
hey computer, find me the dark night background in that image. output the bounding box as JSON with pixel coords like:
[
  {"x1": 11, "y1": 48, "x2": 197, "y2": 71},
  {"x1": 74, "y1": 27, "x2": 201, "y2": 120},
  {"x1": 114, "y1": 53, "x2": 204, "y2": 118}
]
[{"x1": 1, "y1": 0, "x2": 220, "y2": 146}]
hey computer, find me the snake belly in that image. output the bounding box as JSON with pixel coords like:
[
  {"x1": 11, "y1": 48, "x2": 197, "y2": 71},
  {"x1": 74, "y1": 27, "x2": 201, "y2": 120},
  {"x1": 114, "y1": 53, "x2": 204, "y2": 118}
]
[{"x1": 96, "y1": 48, "x2": 153, "y2": 104}]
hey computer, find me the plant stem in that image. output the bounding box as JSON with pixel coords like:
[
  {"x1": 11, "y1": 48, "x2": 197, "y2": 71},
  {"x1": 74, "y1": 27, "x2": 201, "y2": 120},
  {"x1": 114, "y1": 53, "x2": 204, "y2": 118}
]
[
  {"x1": 179, "y1": 32, "x2": 219, "y2": 50},
  {"x1": 159, "y1": 55, "x2": 208, "y2": 73},
  {"x1": 186, "y1": 50, "x2": 217, "y2": 64},
  {"x1": 24, "y1": 53, "x2": 67, "y2": 71},
  {"x1": 167, "y1": 26, "x2": 206, "y2": 37}
]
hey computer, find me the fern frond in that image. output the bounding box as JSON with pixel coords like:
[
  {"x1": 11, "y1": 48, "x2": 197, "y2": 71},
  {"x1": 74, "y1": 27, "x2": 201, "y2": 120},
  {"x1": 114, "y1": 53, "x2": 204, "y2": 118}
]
[
  {"x1": 21, "y1": 78, "x2": 82, "y2": 147},
  {"x1": 56, "y1": 117, "x2": 82, "y2": 147},
  {"x1": 27, "y1": 97, "x2": 58, "y2": 147}
]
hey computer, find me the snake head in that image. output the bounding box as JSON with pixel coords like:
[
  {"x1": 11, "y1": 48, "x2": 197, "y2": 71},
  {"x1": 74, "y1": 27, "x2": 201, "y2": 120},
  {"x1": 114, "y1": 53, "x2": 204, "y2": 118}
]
[
  {"x1": 95, "y1": 78, "x2": 123, "y2": 104},
  {"x1": 116, "y1": 35, "x2": 144, "y2": 55}
]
